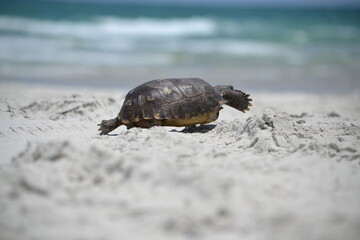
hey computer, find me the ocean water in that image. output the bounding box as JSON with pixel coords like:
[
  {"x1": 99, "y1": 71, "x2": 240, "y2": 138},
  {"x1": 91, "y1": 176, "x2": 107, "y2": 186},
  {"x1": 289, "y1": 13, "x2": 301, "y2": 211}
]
[{"x1": 0, "y1": 1, "x2": 360, "y2": 92}]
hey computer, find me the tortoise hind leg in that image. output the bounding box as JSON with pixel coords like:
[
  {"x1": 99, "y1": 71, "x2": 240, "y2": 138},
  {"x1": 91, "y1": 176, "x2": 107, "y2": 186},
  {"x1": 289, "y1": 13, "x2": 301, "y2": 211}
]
[
  {"x1": 181, "y1": 124, "x2": 216, "y2": 133},
  {"x1": 222, "y1": 89, "x2": 252, "y2": 113},
  {"x1": 98, "y1": 117, "x2": 122, "y2": 135},
  {"x1": 182, "y1": 125, "x2": 198, "y2": 132}
]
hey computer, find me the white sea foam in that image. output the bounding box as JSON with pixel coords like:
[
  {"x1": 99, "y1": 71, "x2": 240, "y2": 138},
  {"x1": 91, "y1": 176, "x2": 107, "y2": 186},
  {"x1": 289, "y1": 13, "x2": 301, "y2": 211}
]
[
  {"x1": 0, "y1": 36, "x2": 295, "y2": 67},
  {"x1": 0, "y1": 36, "x2": 173, "y2": 66},
  {"x1": 0, "y1": 15, "x2": 298, "y2": 67},
  {"x1": 0, "y1": 16, "x2": 216, "y2": 38},
  {"x1": 171, "y1": 39, "x2": 293, "y2": 56},
  {"x1": 0, "y1": 14, "x2": 359, "y2": 87}
]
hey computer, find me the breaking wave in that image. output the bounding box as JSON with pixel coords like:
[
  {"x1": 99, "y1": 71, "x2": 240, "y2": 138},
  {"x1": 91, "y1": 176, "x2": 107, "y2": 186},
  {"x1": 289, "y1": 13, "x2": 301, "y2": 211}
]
[{"x1": 0, "y1": 16, "x2": 217, "y2": 38}]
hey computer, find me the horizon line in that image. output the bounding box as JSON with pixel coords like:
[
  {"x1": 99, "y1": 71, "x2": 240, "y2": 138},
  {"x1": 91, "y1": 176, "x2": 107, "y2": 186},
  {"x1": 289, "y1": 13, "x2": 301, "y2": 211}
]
[{"x1": 13, "y1": 0, "x2": 360, "y2": 9}]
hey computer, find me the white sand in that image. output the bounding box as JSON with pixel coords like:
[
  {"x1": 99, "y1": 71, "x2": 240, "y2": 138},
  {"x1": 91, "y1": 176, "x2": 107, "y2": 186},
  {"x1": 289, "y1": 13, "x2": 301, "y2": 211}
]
[{"x1": 0, "y1": 82, "x2": 360, "y2": 240}]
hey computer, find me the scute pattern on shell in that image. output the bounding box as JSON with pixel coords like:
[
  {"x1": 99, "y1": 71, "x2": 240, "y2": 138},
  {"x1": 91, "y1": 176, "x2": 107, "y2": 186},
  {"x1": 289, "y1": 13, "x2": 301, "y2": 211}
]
[{"x1": 119, "y1": 78, "x2": 222, "y2": 123}]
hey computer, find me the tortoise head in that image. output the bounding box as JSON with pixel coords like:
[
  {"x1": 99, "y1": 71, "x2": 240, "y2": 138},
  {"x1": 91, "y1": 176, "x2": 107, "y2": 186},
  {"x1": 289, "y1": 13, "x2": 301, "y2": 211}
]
[{"x1": 98, "y1": 117, "x2": 122, "y2": 135}]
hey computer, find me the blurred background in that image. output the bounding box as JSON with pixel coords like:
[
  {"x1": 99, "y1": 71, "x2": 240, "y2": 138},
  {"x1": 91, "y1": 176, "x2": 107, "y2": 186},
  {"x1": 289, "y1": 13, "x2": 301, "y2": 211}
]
[{"x1": 0, "y1": 0, "x2": 359, "y2": 92}]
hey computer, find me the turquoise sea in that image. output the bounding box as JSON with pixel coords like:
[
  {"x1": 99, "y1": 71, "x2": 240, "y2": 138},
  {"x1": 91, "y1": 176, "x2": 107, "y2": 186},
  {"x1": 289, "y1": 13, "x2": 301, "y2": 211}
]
[{"x1": 0, "y1": 0, "x2": 360, "y2": 92}]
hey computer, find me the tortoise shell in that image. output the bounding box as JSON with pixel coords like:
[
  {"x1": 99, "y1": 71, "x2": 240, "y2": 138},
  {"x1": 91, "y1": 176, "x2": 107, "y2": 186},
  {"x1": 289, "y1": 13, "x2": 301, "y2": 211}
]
[{"x1": 119, "y1": 78, "x2": 223, "y2": 129}]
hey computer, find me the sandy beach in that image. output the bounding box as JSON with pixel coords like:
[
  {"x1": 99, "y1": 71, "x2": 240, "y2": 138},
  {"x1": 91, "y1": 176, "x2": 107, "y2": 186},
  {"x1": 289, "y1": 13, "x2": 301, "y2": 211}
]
[{"x1": 0, "y1": 81, "x2": 359, "y2": 240}]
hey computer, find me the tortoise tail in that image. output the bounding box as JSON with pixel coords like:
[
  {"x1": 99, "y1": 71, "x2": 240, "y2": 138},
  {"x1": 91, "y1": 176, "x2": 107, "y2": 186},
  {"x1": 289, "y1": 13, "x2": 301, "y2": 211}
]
[
  {"x1": 222, "y1": 89, "x2": 252, "y2": 113},
  {"x1": 98, "y1": 117, "x2": 122, "y2": 135}
]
